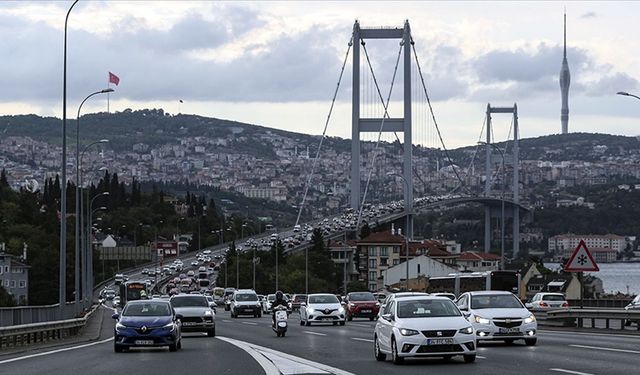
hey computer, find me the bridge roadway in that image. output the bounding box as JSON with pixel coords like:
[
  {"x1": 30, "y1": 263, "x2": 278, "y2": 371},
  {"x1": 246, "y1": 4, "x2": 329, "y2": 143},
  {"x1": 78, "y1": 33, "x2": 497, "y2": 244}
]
[{"x1": 1, "y1": 305, "x2": 638, "y2": 375}]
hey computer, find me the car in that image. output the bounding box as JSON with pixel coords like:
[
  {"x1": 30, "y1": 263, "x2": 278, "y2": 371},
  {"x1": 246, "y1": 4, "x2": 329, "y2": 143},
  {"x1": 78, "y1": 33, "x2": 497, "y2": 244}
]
[
  {"x1": 113, "y1": 296, "x2": 121, "y2": 308},
  {"x1": 230, "y1": 289, "x2": 262, "y2": 318},
  {"x1": 456, "y1": 291, "x2": 537, "y2": 346},
  {"x1": 102, "y1": 289, "x2": 116, "y2": 300},
  {"x1": 624, "y1": 295, "x2": 640, "y2": 326},
  {"x1": 170, "y1": 294, "x2": 216, "y2": 337},
  {"x1": 141, "y1": 268, "x2": 149, "y2": 275},
  {"x1": 191, "y1": 261, "x2": 199, "y2": 267},
  {"x1": 345, "y1": 291, "x2": 380, "y2": 321},
  {"x1": 291, "y1": 294, "x2": 307, "y2": 311},
  {"x1": 380, "y1": 292, "x2": 430, "y2": 315},
  {"x1": 374, "y1": 296, "x2": 476, "y2": 364},
  {"x1": 432, "y1": 293, "x2": 457, "y2": 301},
  {"x1": 186, "y1": 270, "x2": 195, "y2": 278},
  {"x1": 263, "y1": 294, "x2": 276, "y2": 313},
  {"x1": 300, "y1": 293, "x2": 346, "y2": 326},
  {"x1": 526, "y1": 292, "x2": 569, "y2": 312},
  {"x1": 112, "y1": 299, "x2": 182, "y2": 352}
]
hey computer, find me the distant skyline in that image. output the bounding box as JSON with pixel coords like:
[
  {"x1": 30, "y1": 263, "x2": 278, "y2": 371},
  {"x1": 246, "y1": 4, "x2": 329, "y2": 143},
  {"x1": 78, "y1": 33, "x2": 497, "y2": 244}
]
[{"x1": 0, "y1": 1, "x2": 639, "y2": 147}]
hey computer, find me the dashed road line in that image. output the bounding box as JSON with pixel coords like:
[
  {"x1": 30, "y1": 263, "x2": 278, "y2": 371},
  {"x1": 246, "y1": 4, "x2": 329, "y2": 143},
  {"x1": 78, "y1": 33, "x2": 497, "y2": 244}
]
[
  {"x1": 242, "y1": 321, "x2": 258, "y2": 326},
  {"x1": 351, "y1": 337, "x2": 374, "y2": 343},
  {"x1": 303, "y1": 331, "x2": 327, "y2": 336},
  {"x1": 569, "y1": 344, "x2": 640, "y2": 354},
  {"x1": 0, "y1": 338, "x2": 112, "y2": 365},
  {"x1": 550, "y1": 368, "x2": 594, "y2": 375},
  {"x1": 222, "y1": 319, "x2": 233, "y2": 323}
]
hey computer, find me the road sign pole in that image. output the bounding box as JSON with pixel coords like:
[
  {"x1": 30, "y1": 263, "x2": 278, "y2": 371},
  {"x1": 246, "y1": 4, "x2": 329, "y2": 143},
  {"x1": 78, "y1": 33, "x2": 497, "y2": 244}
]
[{"x1": 579, "y1": 272, "x2": 584, "y2": 309}]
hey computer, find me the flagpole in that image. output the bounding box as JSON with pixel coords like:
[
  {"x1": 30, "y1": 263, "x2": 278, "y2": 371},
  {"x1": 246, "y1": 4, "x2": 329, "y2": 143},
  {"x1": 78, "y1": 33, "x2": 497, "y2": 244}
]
[{"x1": 107, "y1": 80, "x2": 110, "y2": 114}]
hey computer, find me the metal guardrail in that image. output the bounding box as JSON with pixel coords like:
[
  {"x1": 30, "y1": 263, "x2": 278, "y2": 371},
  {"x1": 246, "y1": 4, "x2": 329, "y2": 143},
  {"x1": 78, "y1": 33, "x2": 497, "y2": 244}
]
[
  {"x1": 0, "y1": 304, "x2": 99, "y2": 349},
  {"x1": 566, "y1": 299, "x2": 632, "y2": 309},
  {"x1": 545, "y1": 308, "x2": 640, "y2": 331}
]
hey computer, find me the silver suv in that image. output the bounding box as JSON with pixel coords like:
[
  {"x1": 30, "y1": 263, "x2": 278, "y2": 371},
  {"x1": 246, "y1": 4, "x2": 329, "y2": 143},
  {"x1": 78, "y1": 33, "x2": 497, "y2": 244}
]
[
  {"x1": 230, "y1": 290, "x2": 262, "y2": 318},
  {"x1": 170, "y1": 294, "x2": 216, "y2": 337}
]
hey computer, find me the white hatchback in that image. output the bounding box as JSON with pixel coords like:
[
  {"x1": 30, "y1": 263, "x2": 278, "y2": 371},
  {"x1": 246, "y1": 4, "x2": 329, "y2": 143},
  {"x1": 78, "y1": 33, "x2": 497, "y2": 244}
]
[
  {"x1": 300, "y1": 294, "x2": 345, "y2": 326},
  {"x1": 374, "y1": 296, "x2": 476, "y2": 364},
  {"x1": 457, "y1": 291, "x2": 537, "y2": 346}
]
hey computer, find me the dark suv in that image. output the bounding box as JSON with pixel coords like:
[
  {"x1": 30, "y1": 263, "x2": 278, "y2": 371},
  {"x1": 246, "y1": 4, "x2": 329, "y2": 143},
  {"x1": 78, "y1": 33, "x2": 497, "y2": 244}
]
[{"x1": 345, "y1": 292, "x2": 380, "y2": 321}]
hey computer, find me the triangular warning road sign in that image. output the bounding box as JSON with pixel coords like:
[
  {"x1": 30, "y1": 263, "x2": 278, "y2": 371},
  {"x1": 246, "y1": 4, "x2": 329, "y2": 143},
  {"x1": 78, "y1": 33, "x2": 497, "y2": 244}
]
[{"x1": 564, "y1": 239, "x2": 599, "y2": 272}]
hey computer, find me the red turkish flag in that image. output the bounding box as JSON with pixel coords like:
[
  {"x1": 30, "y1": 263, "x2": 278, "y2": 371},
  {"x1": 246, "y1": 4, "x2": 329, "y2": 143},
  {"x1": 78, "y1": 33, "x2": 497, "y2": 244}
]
[{"x1": 108, "y1": 72, "x2": 120, "y2": 86}]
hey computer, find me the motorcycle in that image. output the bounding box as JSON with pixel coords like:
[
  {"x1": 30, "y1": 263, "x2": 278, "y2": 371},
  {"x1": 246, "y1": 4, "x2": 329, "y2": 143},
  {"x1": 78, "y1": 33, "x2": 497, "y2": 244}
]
[{"x1": 272, "y1": 306, "x2": 288, "y2": 337}]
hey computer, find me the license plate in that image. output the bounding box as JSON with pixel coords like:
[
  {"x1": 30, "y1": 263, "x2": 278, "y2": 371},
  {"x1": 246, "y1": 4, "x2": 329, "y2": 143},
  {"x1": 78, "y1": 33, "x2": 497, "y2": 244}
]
[
  {"x1": 244, "y1": 309, "x2": 253, "y2": 312},
  {"x1": 499, "y1": 327, "x2": 520, "y2": 333},
  {"x1": 361, "y1": 309, "x2": 371, "y2": 313},
  {"x1": 183, "y1": 322, "x2": 197, "y2": 326},
  {"x1": 134, "y1": 340, "x2": 154, "y2": 345},
  {"x1": 427, "y1": 338, "x2": 454, "y2": 345}
]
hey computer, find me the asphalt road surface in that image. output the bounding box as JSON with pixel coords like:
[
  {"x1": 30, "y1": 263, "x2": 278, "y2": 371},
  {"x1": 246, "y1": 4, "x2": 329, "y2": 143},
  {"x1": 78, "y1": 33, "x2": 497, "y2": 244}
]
[{"x1": 2, "y1": 306, "x2": 639, "y2": 375}]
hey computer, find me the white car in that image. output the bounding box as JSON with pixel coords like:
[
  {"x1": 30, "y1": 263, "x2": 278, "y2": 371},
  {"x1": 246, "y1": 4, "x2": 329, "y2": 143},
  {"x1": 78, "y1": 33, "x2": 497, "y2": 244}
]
[
  {"x1": 374, "y1": 296, "x2": 476, "y2": 364},
  {"x1": 300, "y1": 293, "x2": 345, "y2": 326},
  {"x1": 526, "y1": 292, "x2": 569, "y2": 312},
  {"x1": 263, "y1": 294, "x2": 275, "y2": 313},
  {"x1": 456, "y1": 291, "x2": 537, "y2": 346}
]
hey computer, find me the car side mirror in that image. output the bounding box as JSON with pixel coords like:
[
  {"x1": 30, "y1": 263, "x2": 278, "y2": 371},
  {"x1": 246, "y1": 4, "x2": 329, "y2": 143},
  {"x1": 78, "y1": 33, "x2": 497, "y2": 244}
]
[
  {"x1": 463, "y1": 312, "x2": 471, "y2": 319},
  {"x1": 459, "y1": 306, "x2": 468, "y2": 311},
  {"x1": 341, "y1": 302, "x2": 346, "y2": 306},
  {"x1": 300, "y1": 302, "x2": 306, "y2": 307},
  {"x1": 175, "y1": 313, "x2": 183, "y2": 320},
  {"x1": 111, "y1": 313, "x2": 119, "y2": 320},
  {"x1": 525, "y1": 303, "x2": 533, "y2": 310},
  {"x1": 381, "y1": 313, "x2": 393, "y2": 322}
]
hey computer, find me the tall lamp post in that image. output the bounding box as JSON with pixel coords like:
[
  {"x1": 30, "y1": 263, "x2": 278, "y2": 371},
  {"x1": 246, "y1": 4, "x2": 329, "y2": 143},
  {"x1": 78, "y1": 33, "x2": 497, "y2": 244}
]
[
  {"x1": 75, "y1": 90, "x2": 113, "y2": 310},
  {"x1": 387, "y1": 173, "x2": 411, "y2": 291},
  {"x1": 478, "y1": 141, "x2": 506, "y2": 270},
  {"x1": 80, "y1": 139, "x2": 108, "y2": 305},
  {"x1": 60, "y1": 0, "x2": 79, "y2": 318},
  {"x1": 617, "y1": 91, "x2": 640, "y2": 101},
  {"x1": 88, "y1": 191, "x2": 109, "y2": 292}
]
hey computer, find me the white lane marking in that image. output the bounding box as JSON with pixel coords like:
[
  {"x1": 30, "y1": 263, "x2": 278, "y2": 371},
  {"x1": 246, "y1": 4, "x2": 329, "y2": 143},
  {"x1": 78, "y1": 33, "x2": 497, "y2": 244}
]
[
  {"x1": 217, "y1": 336, "x2": 355, "y2": 375},
  {"x1": 222, "y1": 320, "x2": 233, "y2": 323},
  {"x1": 348, "y1": 323, "x2": 371, "y2": 328},
  {"x1": 242, "y1": 322, "x2": 258, "y2": 326},
  {"x1": 351, "y1": 338, "x2": 374, "y2": 343},
  {"x1": 303, "y1": 330, "x2": 327, "y2": 336},
  {"x1": 0, "y1": 338, "x2": 112, "y2": 365},
  {"x1": 477, "y1": 355, "x2": 487, "y2": 359},
  {"x1": 550, "y1": 368, "x2": 594, "y2": 375},
  {"x1": 569, "y1": 344, "x2": 640, "y2": 354},
  {"x1": 216, "y1": 337, "x2": 279, "y2": 375}
]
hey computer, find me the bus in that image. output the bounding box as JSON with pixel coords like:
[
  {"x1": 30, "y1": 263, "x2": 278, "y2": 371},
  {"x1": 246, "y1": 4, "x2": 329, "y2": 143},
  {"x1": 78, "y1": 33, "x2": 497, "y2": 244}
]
[
  {"x1": 427, "y1": 271, "x2": 520, "y2": 297},
  {"x1": 119, "y1": 281, "x2": 148, "y2": 306}
]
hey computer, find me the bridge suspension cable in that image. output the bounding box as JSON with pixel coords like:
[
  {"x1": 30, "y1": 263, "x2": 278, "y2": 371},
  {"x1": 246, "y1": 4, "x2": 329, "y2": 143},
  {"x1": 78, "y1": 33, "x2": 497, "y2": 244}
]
[{"x1": 295, "y1": 38, "x2": 353, "y2": 226}]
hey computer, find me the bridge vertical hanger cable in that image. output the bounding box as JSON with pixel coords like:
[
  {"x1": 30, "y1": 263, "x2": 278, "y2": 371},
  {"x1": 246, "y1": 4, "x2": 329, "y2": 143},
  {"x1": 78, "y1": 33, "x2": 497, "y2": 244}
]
[
  {"x1": 356, "y1": 41, "x2": 403, "y2": 231},
  {"x1": 295, "y1": 39, "x2": 353, "y2": 226},
  {"x1": 411, "y1": 41, "x2": 470, "y2": 194},
  {"x1": 450, "y1": 115, "x2": 486, "y2": 195}
]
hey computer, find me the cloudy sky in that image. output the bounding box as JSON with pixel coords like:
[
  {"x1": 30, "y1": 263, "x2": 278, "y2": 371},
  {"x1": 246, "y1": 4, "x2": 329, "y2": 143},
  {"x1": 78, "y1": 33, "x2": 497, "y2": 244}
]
[{"x1": 1, "y1": 1, "x2": 639, "y2": 147}]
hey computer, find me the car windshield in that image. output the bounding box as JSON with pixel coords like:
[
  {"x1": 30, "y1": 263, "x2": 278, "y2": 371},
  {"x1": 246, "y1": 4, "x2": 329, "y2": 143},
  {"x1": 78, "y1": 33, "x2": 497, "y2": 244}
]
[
  {"x1": 267, "y1": 295, "x2": 275, "y2": 301},
  {"x1": 542, "y1": 294, "x2": 565, "y2": 301},
  {"x1": 235, "y1": 293, "x2": 258, "y2": 302},
  {"x1": 471, "y1": 294, "x2": 523, "y2": 309},
  {"x1": 308, "y1": 295, "x2": 339, "y2": 304},
  {"x1": 396, "y1": 299, "x2": 461, "y2": 318},
  {"x1": 170, "y1": 296, "x2": 207, "y2": 307},
  {"x1": 123, "y1": 302, "x2": 170, "y2": 317},
  {"x1": 349, "y1": 292, "x2": 375, "y2": 301}
]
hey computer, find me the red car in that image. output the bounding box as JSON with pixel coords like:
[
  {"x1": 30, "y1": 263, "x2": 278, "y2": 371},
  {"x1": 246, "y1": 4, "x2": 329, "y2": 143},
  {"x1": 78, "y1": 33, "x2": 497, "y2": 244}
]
[{"x1": 345, "y1": 292, "x2": 380, "y2": 321}]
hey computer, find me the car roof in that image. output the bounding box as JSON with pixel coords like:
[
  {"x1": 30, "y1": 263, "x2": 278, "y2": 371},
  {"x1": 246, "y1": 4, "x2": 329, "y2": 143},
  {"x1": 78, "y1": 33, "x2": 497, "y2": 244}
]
[
  {"x1": 234, "y1": 289, "x2": 257, "y2": 294},
  {"x1": 467, "y1": 291, "x2": 514, "y2": 296},
  {"x1": 394, "y1": 296, "x2": 452, "y2": 302},
  {"x1": 126, "y1": 299, "x2": 170, "y2": 305},
  {"x1": 308, "y1": 293, "x2": 337, "y2": 297},
  {"x1": 170, "y1": 294, "x2": 205, "y2": 299}
]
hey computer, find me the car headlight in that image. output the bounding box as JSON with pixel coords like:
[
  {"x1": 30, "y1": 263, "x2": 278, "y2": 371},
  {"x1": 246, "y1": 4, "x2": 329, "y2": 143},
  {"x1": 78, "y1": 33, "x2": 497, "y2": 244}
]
[
  {"x1": 162, "y1": 322, "x2": 176, "y2": 331},
  {"x1": 307, "y1": 308, "x2": 315, "y2": 314},
  {"x1": 256, "y1": 303, "x2": 261, "y2": 307},
  {"x1": 474, "y1": 316, "x2": 491, "y2": 324},
  {"x1": 338, "y1": 307, "x2": 345, "y2": 313},
  {"x1": 115, "y1": 322, "x2": 127, "y2": 331},
  {"x1": 204, "y1": 310, "x2": 213, "y2": 317},
  {"x1": 399, "y1": 328, "x2": 420, "y2": 336},
  {"x1": 524, "y1": 314, "x2": 536, "y2": 324},
  {"x1": 459, "y1": 326, "x2": 474, "y2": 334}
]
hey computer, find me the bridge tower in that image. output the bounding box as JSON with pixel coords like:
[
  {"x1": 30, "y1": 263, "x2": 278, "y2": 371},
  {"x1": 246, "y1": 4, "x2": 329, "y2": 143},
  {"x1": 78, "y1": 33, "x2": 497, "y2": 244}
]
[
  {"x1": 350, "y1": 20, "x2": 414, "y2": 238},
  {"x1": 484, "y1": 104, "x2": 520, "y2": 260}
]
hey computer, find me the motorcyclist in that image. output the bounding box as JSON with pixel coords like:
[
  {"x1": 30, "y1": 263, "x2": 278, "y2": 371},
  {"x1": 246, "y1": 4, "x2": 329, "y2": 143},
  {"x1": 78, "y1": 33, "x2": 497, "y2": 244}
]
[{"x1": 271, "y1": 291, "x2": 288, "y2": 326}]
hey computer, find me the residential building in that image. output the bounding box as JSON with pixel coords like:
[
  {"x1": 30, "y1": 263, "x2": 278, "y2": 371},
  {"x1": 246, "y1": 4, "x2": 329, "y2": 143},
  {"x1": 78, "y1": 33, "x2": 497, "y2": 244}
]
[
  {"x1": 0, "y1": 251, "x2": 30, "y2": 304},
  {"x1": 456, "y1": 251, "x2": 501, "y2": 272},
  {"x1": 548, "y1": 234, "x2": 628, "y2": 256},
  {"x1": 382, "y1": 254, "x2": 457, "y2": 289}
]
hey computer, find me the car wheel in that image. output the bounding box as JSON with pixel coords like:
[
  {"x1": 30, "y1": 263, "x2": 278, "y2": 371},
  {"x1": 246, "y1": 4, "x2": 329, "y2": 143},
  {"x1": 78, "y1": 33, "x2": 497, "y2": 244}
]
[
  {"x1": 333, "y1": 321, "x2": 337, "y2": 326},
  {"x1": 208, "y1": 328, "x2": 216, "y2": 337},
  {"x1": 276, "y1": 332, "x2": 281, "y2": 337},
  {"x1": 114, "y1": 343, "x2": 123, "y2": 353},
  {"x1": 300, "y1": 319, "x2": 304, "y2": 326},
  {"x1": 525, "y1": 338, "x2": 537, "y2": 346},
  {"x1": 391, "y1": 338, "x2": 403, "y2": 365},
  {"x1": 258, "y1": 312, "x2": 262, "y2": 318},
  {"x1": 281, "y1": 331, "x2": 286, "y2": 337},
  {"x1": 339, "y1": 321, "x2": 345, "y2": 326},
  {"x1": 504, "y1": 339, "x2": 515, "y2": 345},
  {"x1": 305, "y1": 320, "x2": 311, "y2": 326},
  {"x1": 374, "y1": 335, "x2": 386, "y2": 361},
  {"x1": 463, "y1": 354, "x2": 476, "y2": 363},
  {"x1": 177, "y1": 339, "x2": 182, "y2": 349},
  {"x1": 347, "y1": 314, "x2": 353, "y2": 321},
  {"x1": 169, "y1": 343, "x2": 178, "y2": 352},
  {"x1": 369, "y1": 317, "x2": 375, "y2": 321}
]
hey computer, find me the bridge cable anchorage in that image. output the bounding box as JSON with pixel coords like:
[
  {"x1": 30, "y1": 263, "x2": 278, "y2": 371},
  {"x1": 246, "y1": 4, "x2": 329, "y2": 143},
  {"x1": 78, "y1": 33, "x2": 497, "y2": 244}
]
[
  {"x1": 411, "y1": 40, "x2": 471, "y2": 194},
  {"x1": 356, "y1": 41, "x2": 403, "y2": 231},
  {"x1": 450, "y1": 115, "x2": 486, "y2": 195},
  {"x1": 295, "y1": 38, "x2": 353, "y2": 226}
]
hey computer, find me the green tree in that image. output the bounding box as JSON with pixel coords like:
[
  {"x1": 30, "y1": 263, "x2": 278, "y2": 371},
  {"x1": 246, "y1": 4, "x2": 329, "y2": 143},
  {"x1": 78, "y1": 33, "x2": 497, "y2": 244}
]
[{"x1": 0, "y1": 286, "x2": 16, "y2": 307}]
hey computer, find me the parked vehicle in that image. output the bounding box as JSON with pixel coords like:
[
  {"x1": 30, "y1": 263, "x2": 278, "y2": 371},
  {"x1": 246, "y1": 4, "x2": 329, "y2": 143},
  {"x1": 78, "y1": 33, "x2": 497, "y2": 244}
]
[{"x1": 374, "y1": 296, "x2": 476, "y2": 364}]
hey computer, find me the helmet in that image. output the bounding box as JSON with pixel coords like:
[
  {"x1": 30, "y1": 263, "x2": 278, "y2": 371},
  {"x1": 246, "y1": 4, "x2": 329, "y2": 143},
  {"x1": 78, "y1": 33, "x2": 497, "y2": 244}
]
[{"x1": 275, "y1": 291, "x2": 284, "y2": 301}]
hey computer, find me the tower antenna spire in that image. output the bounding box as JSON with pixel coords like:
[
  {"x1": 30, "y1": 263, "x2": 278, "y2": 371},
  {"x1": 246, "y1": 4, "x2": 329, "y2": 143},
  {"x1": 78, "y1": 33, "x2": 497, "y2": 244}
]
[{"x1": 563, "y1": 9, "x2": 567, "y2": 59}]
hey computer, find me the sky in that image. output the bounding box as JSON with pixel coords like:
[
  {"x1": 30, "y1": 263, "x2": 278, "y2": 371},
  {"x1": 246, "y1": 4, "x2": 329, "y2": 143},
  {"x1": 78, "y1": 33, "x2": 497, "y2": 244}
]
[{"x1": 1, "y1": 1, "x2": 640, "y2": 148}]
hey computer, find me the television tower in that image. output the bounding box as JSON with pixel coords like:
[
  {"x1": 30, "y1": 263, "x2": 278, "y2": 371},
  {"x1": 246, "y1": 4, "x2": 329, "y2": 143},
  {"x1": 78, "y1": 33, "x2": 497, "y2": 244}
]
[{"x1": 560, "y1": 11, "x2": 571, "y2": 134}]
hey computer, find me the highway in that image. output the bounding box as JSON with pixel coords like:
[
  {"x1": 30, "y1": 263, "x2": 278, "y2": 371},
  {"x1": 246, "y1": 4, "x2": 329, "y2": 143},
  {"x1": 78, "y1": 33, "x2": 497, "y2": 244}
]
[{"x1": 2, "y1": 306, "x2": 638, "y2": 375}]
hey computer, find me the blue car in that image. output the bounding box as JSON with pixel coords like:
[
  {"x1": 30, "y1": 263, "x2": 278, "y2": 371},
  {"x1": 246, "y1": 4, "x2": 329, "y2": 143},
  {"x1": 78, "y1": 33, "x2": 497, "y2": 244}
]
[{"x1": 112, "y1": 299, "x2": 182, "y2": 352}]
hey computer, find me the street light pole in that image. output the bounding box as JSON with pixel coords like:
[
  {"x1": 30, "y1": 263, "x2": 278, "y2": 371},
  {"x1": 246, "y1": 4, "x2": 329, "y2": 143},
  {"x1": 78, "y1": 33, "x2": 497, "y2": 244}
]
[
  {"x1": 617, "y1": 91, "x2": 640, "y2": 101},
  {"x1": 88, "y1": 191, "x2": 108, "y2": 287},
  {"x1": 478, "y1": 141, "x2": 506, "y2": 270},
  {"x1": 75, "y1": 92, "x2": 111, "y2": 311},
  {"x1": 60, "y1": 0, "x2": 79, "y2": 318},
  {"x1": 252, "y1": 244, "x2": 256, "y2": 291},
  {"x1": 80, "y1": 139, "x2": 108, "y2": 305}
]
